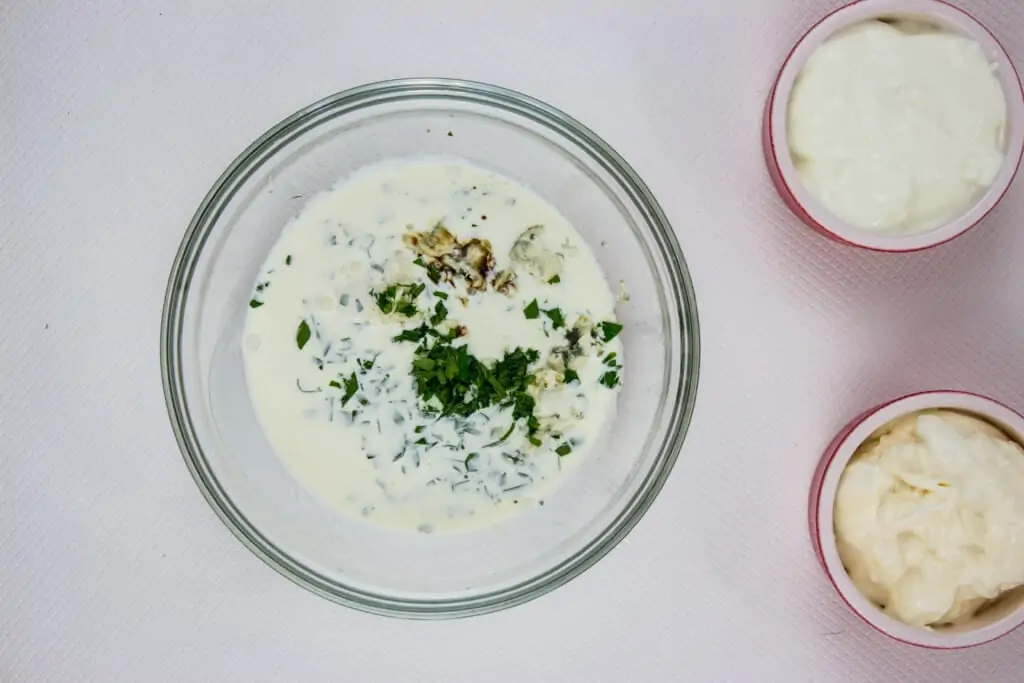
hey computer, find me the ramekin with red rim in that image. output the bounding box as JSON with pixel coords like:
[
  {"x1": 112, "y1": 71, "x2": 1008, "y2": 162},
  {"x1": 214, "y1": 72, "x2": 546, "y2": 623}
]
[
  {"x1": 764, "y1": 0, "x2": 1024, "y2": 252},
  {"x1": 810, "y1": 391, "x2": 1024, "y2": 648}
]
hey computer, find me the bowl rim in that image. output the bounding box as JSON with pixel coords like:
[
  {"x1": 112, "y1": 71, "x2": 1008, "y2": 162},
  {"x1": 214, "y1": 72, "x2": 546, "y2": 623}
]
[
  {"x1": 160, "y1": 77, "x2": 701, "y2": 618},
  {"x1": 810, "y1": 390, "x2": 1024, "y2": 648},
  {"x1": 764, "y1": 0, "x2": 1024, "y2": 252}
]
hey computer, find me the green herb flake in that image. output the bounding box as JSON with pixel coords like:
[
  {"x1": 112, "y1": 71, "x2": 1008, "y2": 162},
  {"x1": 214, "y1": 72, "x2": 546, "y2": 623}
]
[
  {"x1": 361, "y1": 357, "x2": 376, "y2": 370},
  {"x1": 527, "y1": 414, "x2": 540, "y2": 434},
  {"x1": 296, "y1": 320, "x2": 311, "y2": 350},
  {"x1": 599, "y1": 370, "x2": 620, "y2": 389},
  {"x1": 341, "y1": 372, "x2": 359, "y2": 405},
  {"x1": 563, "y1": 368, "x2": 580, "y2": 384},
  {"x1": 524, "y1": 299, "x2": 540, "y2": 319},
  {"x1": 543, "y1": 307, "x2": 565, "y2": 329},
  {"x1": 414, "y1": 425, "x2": 426, "y2": 434},
  {"x1": 393, "y1": 324, "x2": 434, "y2": 343},
  {"x1": 603, "y1": 352, "x2": 618, "y2": 367},
  {"x1": 373, "y1": 283, "x2": 424, "y2": 317},
  {"x1": 547, "y1": 275, "x2": 561, "y2": 284},
  {"x1": 555, "y1": 442, "x2": 572, "y2": 457},
  {"x1": 249, "y1": 299, "x2": 264, "y2": 309},
  {"x1": 373, "y1": 285, "x2": 397, "y2": 313},
  {"x1": 598, "y1": 321, "x2": 623, "y2": 342},
  {"x1": 435, "y1": 290, "x2": 448, "y2": 300},
  {"x1": 328, "y1": 379, "x2": 341, "y2": 389},
  {"x1": 430, "y1": 301, "x2": 448, "y2": 326},
  {"x1": 285, "y1": 254, "x2": 292, "y2": 266}
]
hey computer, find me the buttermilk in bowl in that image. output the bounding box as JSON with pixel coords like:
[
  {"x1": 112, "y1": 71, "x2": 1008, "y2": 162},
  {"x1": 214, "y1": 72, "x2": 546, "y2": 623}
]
[
  {"x1": 243, "y1": 159, "x2": 624, "y2": 534},
  {"x1": 835, "y1": 409, "x2": 1024, "y2": 628},
  {"x1": 787, "y1": 18, "x2": 1008, "y2": 234}
]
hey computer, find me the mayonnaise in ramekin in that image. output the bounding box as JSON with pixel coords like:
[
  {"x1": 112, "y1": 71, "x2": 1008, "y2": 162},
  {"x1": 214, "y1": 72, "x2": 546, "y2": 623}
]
[{"x1": 835, "y1": 410, "x2": 1024, "y2": 628}]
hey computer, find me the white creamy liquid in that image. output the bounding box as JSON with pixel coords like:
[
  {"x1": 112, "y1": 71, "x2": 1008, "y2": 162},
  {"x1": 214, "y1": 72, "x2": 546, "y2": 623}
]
[
  {"x1": 243, "y1": 159, "x2": 623, "y2": 534},
  {"x1": 788, "y1": 20, "x2": 1007, "y2": 234},
  {"x1": 835, "y1": 410, "x2": 1024, "y2": 628}
]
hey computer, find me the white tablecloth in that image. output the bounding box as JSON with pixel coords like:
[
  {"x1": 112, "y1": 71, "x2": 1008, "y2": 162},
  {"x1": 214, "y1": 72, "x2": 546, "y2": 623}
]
[{"x1": 4, "y1": 1, "x2": 1024, "y2": 680}]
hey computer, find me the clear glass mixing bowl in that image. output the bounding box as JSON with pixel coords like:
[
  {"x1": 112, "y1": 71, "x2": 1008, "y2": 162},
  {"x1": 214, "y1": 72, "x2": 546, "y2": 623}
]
[{"x1": 161, "y1": 78, "x2": 700, "y2": 617}]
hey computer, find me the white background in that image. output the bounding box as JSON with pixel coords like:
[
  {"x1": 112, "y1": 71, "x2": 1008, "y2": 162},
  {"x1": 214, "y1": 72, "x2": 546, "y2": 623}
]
[{"x1": 3, "y1": 1, "x2": 1024, "y2": 681}]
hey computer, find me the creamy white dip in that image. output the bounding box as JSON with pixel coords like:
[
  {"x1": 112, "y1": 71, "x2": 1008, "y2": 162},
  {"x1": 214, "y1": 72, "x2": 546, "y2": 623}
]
[
  {"x1": 244, "y1": 159, "x2": 623, "y2": 533},
  {"x1": 788, "y1": 20, "x2": 1007, "y2": 233}
]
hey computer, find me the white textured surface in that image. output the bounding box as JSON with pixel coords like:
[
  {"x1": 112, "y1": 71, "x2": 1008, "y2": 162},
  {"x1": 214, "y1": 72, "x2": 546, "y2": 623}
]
[{"x1": 2, "y1": 0, "x2": 1023, "y2": 680}]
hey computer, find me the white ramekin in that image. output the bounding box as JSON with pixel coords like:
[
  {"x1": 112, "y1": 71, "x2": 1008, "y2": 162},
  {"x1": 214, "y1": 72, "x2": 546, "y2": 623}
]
[
  {"x1": 809, "y1": 390, "x2": 1024, "y2": 648},
  {"x1": 764, "y1": 0, "x2": 1024, "y2": 252}
]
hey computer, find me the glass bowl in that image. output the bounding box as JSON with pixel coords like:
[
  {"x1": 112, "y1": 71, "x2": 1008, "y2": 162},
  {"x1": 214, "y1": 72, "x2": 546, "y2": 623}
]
[{"x1": 161, "y1": 78, "x2": 700, "y2": 617}]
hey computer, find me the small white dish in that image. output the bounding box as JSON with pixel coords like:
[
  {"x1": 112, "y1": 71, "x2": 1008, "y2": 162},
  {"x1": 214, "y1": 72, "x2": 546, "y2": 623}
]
[
  {"x1": 809, "y1": 390, "x2": 1024, "y2": 648},
  {"x1": 763, "y1": 0, "x2": 1024, "y2": 252}
]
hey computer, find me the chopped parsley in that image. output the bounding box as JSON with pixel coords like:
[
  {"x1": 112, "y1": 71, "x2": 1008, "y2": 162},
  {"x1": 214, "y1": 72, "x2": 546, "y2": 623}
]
[
  {"x1": 416, "y1": 260, "x2": 443, "y2": 284},
  {"x1": 430, "y1": 301, "x2": 448, "y2": 326},
  {"x1": 327, "y1": 373, "x2": 360, "y2": 405},
  {"x1": 434, "y1": 290, "x2": 448, "y2": 300},
  {"x1": 597, "y1": 321, "x2": 623, "y2": 342},
  {"x1": 393, "y1": 324, "x2": 435, "y2": 343},
  {"x1": 523, "y1": 299, "x2": 540, "y2": 320},
  {"x1": 547, "y1": 275, "x2": 561, "y2": 284},
  {"x1": 543, "y1": 307, "x2": 565, "y2": 329},
  {"x1": 285, "y1": 254, "x2": 292, "y2": 266},
  {"x1": 599, "y1": 370, "x2": 620, "y2": 389},
  {"x1": 296, "y1": 320, "x2": 311, "y2": 350},
  {"x1": 396, "y1": 325, "x2": 542, "y2": 439},
  {"x1": 603, "y1": 352, "x2": 618, "y2": 367},
  {"x1": 563, "y1": 368, "x2": 580, "y2": 384},
  {"x1": 555, "y1": 442, "x2": 572, "y2": 457},
  {"x1": 373, "y1": 283, "x2": 425, "y2": 317},
  {"x1": 249, "y1": 299, "x2": 264, "y2": 309},
  {"x1": 341, "y1": 372, "x2": 359, "y2": 405}
]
